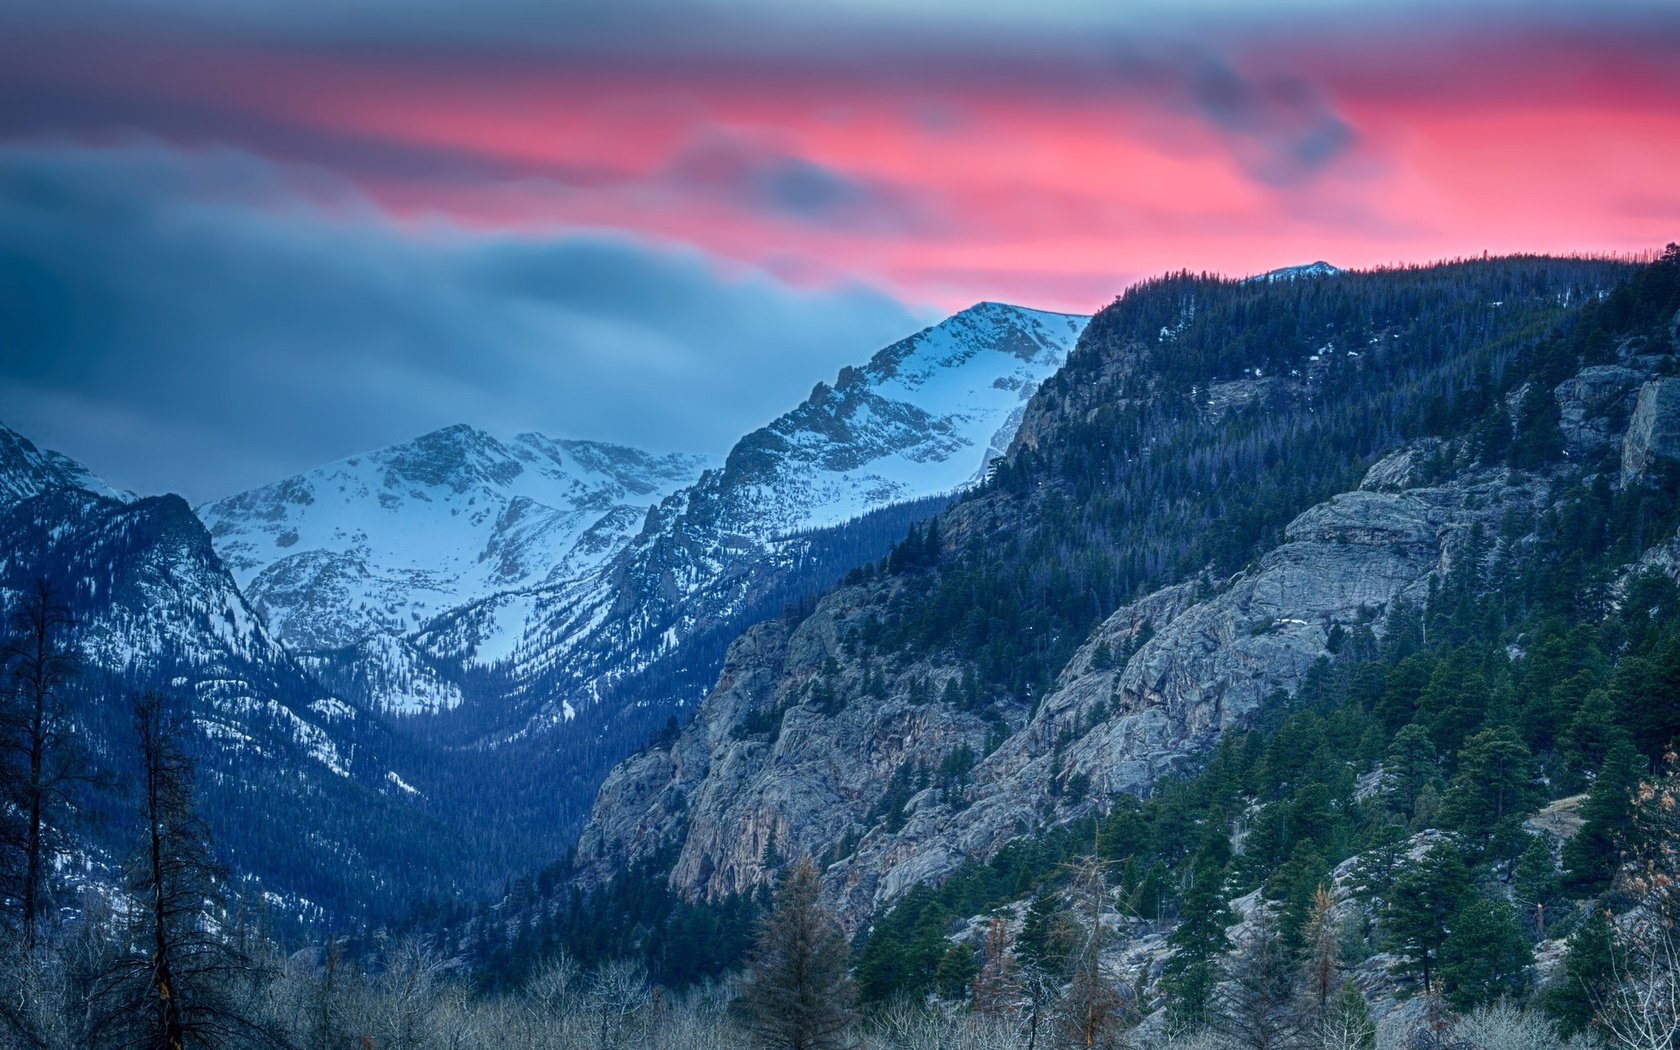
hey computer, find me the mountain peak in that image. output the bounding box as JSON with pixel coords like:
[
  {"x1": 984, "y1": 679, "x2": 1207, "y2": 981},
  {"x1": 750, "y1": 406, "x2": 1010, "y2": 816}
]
[
  {"x1": 0, "y1": 421, "x2": 129, "y2": 506},
  {"x1": 1251, "y1": 261, "x2": 1343, "y2": 282}
]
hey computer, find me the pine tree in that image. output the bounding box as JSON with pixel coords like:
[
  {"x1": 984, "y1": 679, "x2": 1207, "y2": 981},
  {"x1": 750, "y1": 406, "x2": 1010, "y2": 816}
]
[
  {"x1": 1562, "y1": 739, "x2": 1645, "y2": 893},
  {"x1": 1437, "y1": 896, "x2": 1532, "y2": 1011},
  {"x1": 1545, "y1": 910, "x2": 1619, "y2": 1037},
  {"x1": 1383, "y1": 840, "x2": 1471, "y2": 993},
  {"x1": 1381, "y1": 725, "x2": 1439, "y2": 821},
  {"x1": 733, "y1": 857, "x2": 855, "y2": 1050},
  {"x1": 1441, "y1": 725, "x2": 1542, "y2": 865},
  {"x1": 1162, "y1": 859, "x2": 1233, "y2": 1030}
]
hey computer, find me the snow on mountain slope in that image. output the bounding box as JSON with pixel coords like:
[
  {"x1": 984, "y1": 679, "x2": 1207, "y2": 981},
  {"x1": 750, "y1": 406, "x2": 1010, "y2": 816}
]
[
  {"x1": 197, "y1": 425, "x2": 716, "y2": 712},
  {"x1": 0, "y1": 421, "x2": 130, "y2": 505},
  {"x1": 440, "y1": 301, "x2": 1089, "y2": 730},
  {"x1": 699, "y1": 301, "x2": 1089, "y2": 538},
  {"x1": 1251, "y1": 261, "x2": 1343, "y2": 281}
]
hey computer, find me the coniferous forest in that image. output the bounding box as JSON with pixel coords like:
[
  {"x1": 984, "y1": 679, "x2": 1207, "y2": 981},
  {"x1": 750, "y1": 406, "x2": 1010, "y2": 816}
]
[{"x1": 5, "y1": 247, "x2": 1680, "y2": 1049}]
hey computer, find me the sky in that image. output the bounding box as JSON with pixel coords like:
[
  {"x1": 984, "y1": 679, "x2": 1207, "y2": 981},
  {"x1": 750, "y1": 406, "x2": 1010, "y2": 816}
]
[{"x1": 2, "y1": 0, "x2": 1678, "y2": 501}]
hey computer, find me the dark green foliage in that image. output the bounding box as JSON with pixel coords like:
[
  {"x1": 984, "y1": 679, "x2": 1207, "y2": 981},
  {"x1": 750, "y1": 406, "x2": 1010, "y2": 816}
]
[
  {"x1": 934, "y1": 943, "x2": 978, "y2": 1000},
  {"x1": 444, "y1": 849, "x2": 765, "y2": 995},
  {"x1": 1162, "y1": 861, "x2": 1234, "y2": 1027},
  {"x1": 1562, "y1": 739, "x2": 1647, "y2": 893},
  {"x1": 1441, "y1": 725, "x2": 1543, "y2": 863},
  {"x1": 1383, "y1": 841, "x2": 1472, "y2": 993},
  {"x1": 875, "y1": 257, "x2": 1633, "y2": 704},
  {"x1": 1438, "y1": 896, "x2": 1533, "y2": 1010},
  {"x1": 1383, "y1": 724, "x2": 1441, "y2": 821},
  {"x1": 1545, "y1": 909, "x2": 1620, "y2": 1036}
]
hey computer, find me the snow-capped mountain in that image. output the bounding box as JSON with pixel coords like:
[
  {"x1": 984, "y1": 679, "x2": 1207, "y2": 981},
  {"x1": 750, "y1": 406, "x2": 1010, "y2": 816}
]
[
  {"x1": 197, "y1": 426, "x2": 716, "y2": 713},
  {"x1": 0, "y1": 424, "x2": 130, "y2": 504},
  {"x1": 437, "y1": 301, "x2": 1089, "y2": 734},
  {"x1": 1252, "y1": 260, "x2": 1343, "y2": 281},
  {"x1": 670, "y1": 300, "x2": 1090, "y2": 539}
]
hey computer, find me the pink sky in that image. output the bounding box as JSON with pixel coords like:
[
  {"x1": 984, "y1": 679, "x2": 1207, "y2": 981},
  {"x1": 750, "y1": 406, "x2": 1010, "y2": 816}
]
[{"x1": 5, "y1": 8, "x2": 1678, "y2": 314}]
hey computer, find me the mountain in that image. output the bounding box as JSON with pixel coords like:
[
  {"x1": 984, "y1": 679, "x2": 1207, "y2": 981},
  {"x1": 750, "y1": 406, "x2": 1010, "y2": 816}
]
[
  {"x1": 568, "y1": 253, "x2": 1680, "y2": 939},
  {"x1": 197, "y1": 426, "x2": 717, "y2": 714},
  {"x1": 426, "y1": 302, "x2": 1089, "y2": 739},
  {"x1": 0, "y1": 424, "x2": 469, "y2": 926},
  {"x1": 197, "y1": 299, "x2": 1082, "y2": 729},
  {"x1": 0, "y1": 424, "x2": 130, "y2": 504},
  {"x1": 1252, "y1": 260, "x2": 1343, "y2": 281}
]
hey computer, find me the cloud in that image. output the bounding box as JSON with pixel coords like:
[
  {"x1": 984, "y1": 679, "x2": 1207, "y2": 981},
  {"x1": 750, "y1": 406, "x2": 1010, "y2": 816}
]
[
  {"x1": 0, "y1": 141, "x2": 931, "y2": 501},
  {"x1": 1183, "y1": 61, "x2": 1355, "y2": 185},
  {"x1": 657, "y1": 126, "x2": 937, "y2": 232}
]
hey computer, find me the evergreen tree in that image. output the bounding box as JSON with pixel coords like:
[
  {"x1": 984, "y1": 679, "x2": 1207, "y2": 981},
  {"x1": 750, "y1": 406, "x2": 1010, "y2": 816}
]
[
  {"x1": 1162, "y1": 860, "x2": 1233, "y2": 1029},
  {"x1": 1382, "y1": 725, "x2": 1440, "y2": 823},
  {"x1": 732, "y1": 857, "x2": 856, "y2": 1050},
  {"x1": 1545, "y1": 909, "x2": 1619, "y2": 1038},
  {"x1": 1438, "y1": 896, "x2": 1532, "y2": 1011},
  {"x1": 1383, "y1": 841, "x2": 1471, "y2": 993},
  {"x1": 1562, "y1": 739, "x2": 1645, "y2": 893},
  {"x1": 1441, "y1": 725, "x2": 1542, "y2": 860}
]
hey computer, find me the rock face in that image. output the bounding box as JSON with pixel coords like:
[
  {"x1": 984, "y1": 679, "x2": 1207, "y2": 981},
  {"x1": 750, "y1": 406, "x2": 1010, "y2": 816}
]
[
  {"x1": 574, "y1": 453, "x2": 1543, "y2": 929},
  {"x1": 1554, "y1": 365, "x2": 1643, "y2": 455},
  {"x1": 574, "y1": 261, "x2": 1656, "y2": 934},
  {"x1": 1622, "y1": 378, "x2": 1680, "y2": 484}
]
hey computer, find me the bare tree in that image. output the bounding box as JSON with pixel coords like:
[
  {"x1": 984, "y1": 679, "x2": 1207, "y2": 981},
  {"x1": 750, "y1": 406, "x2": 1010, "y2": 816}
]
[
  {"x1": 1059, "y1": 855, "x2": 1129, "y2": 1050},
  {"x1": 1298, "y1": 886, "x2": 1339, "y2": 1029},
  {"x1": 86, "y1": 691, "x2": 269, "y2": 1050},
  {"x1": 1596, "y1": 914, "x2": 1680, "y2": 1050},
  {"x1": 1312, "y1": 983, "x2": 1373, "y2": 1050},
  {"x1": 732, "y1": 856, "x2": 856, "y2": 1050},
  {"x1": 1215, "y1": 906, "x2": 1302, "y2": 1050},
  {"x1": 0, "y1": 578, "x2": 81, "y2": 949},
  {"x1": 972, "y1": 915, "x2": 1026, "y2": 1021},
  {"x1": 366, "y1": 936, "x2": 455, "y2": 1050},
  {"x1": 585, "y1": 957, "x2": 649, "y2": 1050},
  {"x1": 1445, "y1": 1001, "x2": 1597, "y2": 1050}
]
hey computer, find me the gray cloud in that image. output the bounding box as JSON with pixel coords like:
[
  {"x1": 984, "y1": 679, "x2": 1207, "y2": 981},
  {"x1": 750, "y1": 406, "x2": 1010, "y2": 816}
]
[
  {"x1": 657, "y1": 126, "x2": 939, "y2": 233},
  {"x1": 0, "y1": 141, "x2": 931, "y2": 502},
  {"x1": 1185, "y1": 61, "x2": 1354, "y2": 184}
]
